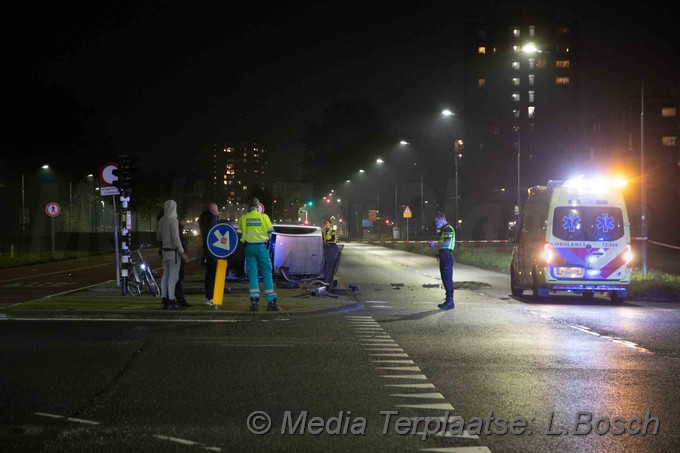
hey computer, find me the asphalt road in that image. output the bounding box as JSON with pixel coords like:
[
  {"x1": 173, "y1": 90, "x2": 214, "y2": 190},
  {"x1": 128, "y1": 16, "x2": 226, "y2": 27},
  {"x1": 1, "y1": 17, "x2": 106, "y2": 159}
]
[
  {"x1": 1, "y1": 243, "x2": 678, "y2": 452},
  {"x1": 0, "y1": 252, "x2": 161, "y2": 306}
]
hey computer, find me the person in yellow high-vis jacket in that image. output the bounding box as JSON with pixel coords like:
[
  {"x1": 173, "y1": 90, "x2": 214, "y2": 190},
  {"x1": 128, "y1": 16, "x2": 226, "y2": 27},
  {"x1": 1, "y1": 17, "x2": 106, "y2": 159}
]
[{"x1": 238, "y1": 197, "x2": 279, "y2": 311}]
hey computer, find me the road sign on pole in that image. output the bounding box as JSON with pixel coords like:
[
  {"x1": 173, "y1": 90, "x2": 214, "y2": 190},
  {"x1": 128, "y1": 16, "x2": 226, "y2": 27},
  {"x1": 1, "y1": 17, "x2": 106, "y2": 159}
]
[
  {"x1": 45, "y1": 202, "x2": 61, "y2": 217},
  {"x1": 403, "y1": 206, "x2": 412, "y2": 219},
  {"x1": 100, "y1": 186, "x2": 120, "y2": 196},
  {"x1": 206, "y1": 223, "x2": 239, "y2": 307},
  {"x1": 100, "y1": 162, "x2": 119, "y2": 186}
]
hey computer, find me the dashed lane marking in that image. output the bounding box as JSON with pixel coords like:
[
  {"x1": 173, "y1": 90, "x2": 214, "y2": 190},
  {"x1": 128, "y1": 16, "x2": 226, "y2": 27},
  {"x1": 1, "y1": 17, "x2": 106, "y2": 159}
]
[
  {"x1": 420, "y1": 446, "x2": 492, "y2": 452},
  {"x1": 372, "y1": 359, "x2": 414, "y2": 363},
  {"x1": 395, "y1": 403, "x2": 456, "y2": 410},
  {"x1": 346, "y1": 315, "x2": 486, "y2": 448},
  {"x1": 376, "y1": 366, "x2": 421, "y2": 372},
  {"x1": 35, "y1": 412, "x2": 100, "y2": 425},
  {"x1": 390, "y1": 393, "x2": 446, "y2": 400},
  {"x1": 154, "y1": 434, "x2": 222, "y2": 451},
  {"x1": 385, "y1": 383, "x2": 436, "y2": 389}
]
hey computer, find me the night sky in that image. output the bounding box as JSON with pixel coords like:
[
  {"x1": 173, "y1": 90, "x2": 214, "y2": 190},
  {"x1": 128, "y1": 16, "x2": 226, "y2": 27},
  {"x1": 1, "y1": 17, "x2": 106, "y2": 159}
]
[{"x1": 6, "y1": 1, "x2": 679, "y2": 182}]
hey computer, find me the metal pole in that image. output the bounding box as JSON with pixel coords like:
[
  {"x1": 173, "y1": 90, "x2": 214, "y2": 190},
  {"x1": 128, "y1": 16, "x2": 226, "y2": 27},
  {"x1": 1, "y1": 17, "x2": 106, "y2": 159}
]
[
  {"x1": 21, "y1": 173, "x2": 25, "y2": 235},
  {"x1": 419, "y1": 171, "x2": 424, "y2": 237},
  {"x1": 641, "y1": 80, "x2": 647, "y2": 275},
  {"x1": 516, "y1": 126, "x2": 521, "y2": 219},
  {"x1": 377, "y1": 191, "x2": 380, "y2": 240},
  {"x1": 394, "y1": 181, "x2": 398, "y2": 234},
  {"x1": 69, "y1": 181, "x2": 72, "y2": 232},
  {"x1": 455, "y1": 148, "x2": 459, "y2": 229},
  {"x1": 113, "y1": 195, "x2": 121, "y2": 287}
]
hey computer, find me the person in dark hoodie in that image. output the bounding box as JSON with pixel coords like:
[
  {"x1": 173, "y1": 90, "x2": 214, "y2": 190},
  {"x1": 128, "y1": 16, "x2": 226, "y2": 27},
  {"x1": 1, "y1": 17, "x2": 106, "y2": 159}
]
[
  {"x1": 157, "y1": 200, "x2": 189, "y2": 310},
  {"x1": 198, "y1": 202, "x2": 220, "y2": 306}
]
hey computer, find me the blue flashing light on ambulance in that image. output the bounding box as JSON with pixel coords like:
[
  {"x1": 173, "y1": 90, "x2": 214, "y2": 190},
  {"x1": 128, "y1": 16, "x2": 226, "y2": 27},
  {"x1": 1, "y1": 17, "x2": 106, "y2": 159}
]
[{"x1": 510, "y1": 176, "x2": 633, "y2": 303}]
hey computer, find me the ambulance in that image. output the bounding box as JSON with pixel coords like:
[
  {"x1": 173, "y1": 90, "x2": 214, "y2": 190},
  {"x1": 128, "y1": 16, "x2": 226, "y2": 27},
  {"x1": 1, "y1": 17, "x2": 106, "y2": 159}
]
[{"x1": 510, "y1": 177, "x2": 633, "y2": 302}]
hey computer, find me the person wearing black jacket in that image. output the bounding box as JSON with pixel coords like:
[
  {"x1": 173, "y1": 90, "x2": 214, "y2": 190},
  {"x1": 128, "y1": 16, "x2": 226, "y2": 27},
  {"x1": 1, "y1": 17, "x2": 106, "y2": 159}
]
[{"x1": 198, "y1": 202, "x2": 220, "y2": 306}]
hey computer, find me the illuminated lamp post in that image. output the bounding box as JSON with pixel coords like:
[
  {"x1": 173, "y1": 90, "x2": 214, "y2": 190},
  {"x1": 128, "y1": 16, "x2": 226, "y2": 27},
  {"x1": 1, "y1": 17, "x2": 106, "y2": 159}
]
[{"x1": 442, "y1": 109, "x2": 521, "y2": 220}]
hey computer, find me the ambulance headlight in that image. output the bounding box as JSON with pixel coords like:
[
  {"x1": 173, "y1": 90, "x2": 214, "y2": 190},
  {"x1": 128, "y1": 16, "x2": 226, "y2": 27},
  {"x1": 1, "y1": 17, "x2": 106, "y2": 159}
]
[
  {"x1": 543, "y1": 243, "x2": 553, "y2": 263},
  {"x1": 624, "y1": 245, "x2": 633, "y2": 264}
]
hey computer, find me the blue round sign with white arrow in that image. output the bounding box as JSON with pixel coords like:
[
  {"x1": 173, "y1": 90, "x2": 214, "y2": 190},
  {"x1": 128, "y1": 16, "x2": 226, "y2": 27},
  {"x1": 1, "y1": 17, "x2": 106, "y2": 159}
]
[{"x1": 206, "y1": 223, "x2": 239, "y2": 259}]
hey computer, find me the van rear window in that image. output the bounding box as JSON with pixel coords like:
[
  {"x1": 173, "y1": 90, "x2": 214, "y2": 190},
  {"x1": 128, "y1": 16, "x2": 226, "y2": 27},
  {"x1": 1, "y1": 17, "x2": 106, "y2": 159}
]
[{"x1": 552, "y1": 207, "x2": 625, "y2": 241}]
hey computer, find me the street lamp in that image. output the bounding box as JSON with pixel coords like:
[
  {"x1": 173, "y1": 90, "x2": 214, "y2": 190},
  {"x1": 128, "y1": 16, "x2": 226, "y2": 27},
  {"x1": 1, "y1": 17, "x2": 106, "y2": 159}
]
[
  {"x1": 399, "y1": 140, "x2": 425, "y2": 236},
  {"x1": 20, "y1": 164, "x2": 50, "y2": 235},
  {"x1": 454, "y1": 140, "x2": 463, "y2": 229},
  {"x1": 442, "y1": 109, "x2": 522, "y2": 220}
]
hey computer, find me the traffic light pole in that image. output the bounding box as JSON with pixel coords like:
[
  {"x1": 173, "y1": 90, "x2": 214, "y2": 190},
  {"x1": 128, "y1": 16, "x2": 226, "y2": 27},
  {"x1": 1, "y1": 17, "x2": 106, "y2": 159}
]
[
  {"x1": 120, "y1": 189, "x2": 131, "y2": 296},
  {"x1": 117, "y1": 154, "x2": 133, "y2": 296}
]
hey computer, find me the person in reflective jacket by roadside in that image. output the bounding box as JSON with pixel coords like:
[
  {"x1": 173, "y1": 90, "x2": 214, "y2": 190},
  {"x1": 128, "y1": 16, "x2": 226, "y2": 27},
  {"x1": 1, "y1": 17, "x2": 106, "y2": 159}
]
[{"x1": 237, "y1": 197, "x2": 279, "y2": 312}]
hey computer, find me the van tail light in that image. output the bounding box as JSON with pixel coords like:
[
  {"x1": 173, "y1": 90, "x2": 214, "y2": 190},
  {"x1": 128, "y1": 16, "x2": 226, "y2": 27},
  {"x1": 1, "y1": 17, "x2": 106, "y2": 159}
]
[
  {"x1": 623, "y1": 244, "x2": 633, "y2": 265},
  {"x1": 543, "y1": 243, "x2": 553, "y2": 264}
]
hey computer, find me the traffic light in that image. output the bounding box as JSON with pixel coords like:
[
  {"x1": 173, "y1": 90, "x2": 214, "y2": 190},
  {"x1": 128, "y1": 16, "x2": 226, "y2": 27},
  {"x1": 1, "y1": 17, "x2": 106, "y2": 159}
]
[
  {"x1": 306, "y1": 200, "x2": 313, "y2": 207},
  {"x1": 116, "y1": 154, "x2": 137, "y2": 193}
]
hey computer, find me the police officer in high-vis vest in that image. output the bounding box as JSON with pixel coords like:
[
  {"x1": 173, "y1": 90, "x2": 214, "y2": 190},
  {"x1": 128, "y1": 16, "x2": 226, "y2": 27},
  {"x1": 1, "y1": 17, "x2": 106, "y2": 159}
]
[
  {"x1": 238, "y1": 197, "x2": 279, "y2": 311},
  {"x1": 428, "y1": 210, "x2": 456, "y2": 310},
  {"x1": 323, "y1": 220, "x2": 336, "y2": 243}
]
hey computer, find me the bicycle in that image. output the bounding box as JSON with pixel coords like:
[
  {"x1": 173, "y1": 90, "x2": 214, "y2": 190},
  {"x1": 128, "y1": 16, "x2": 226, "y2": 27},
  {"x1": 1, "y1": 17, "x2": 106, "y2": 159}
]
[{"x1": 127, "y1": 243, "x2": 160, "y2": 297}]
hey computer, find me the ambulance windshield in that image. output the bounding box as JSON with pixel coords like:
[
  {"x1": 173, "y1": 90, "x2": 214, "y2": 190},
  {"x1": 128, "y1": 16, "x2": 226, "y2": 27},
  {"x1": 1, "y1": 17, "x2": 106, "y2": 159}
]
[{"x1": 552, "y1": 207, "x2": 625, "y2": 242}]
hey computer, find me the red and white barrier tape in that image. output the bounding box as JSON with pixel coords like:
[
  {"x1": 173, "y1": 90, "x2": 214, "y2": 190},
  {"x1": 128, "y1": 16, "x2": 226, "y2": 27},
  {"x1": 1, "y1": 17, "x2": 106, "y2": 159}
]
[
  {"x1": 346, "y1": 238, "x2": 680, "y2": 249},
  {"x1": 347, "y1": 239, "x2": 509, "y2": 244}
]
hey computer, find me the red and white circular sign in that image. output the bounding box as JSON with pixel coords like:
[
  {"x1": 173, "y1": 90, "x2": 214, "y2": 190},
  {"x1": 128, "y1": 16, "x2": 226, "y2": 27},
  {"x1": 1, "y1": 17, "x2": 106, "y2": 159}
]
[
  {"x1": 100, "y1": 162, "x2": 119, "y2": 186},
  {"x1": 45, "y1": 202, "x2": 61, "y2": 217}
]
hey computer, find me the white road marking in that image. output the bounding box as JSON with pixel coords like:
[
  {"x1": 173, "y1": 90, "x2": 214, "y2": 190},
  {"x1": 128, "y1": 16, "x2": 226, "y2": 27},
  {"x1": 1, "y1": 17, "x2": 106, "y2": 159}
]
[
  {"x1": 348, "y1": 312, "x2": 488, "y2": 449},
  {"x1": 396, "y1": 403, "x2": 455, "y2": 410},
  {"x1": 154, "y1": 434, "x2": 222, "y2": 451},
  {"x1": 376, "y1": 366, "x2": 421, "y2": 371},
  {"x1": 390, "y1": 393, "x2": 445, "y2": 399},
  {"x1": 381, "y1": 374, "x2": 428, "y2": 379},
  {"x1": 35, "y1": 412, "x2": 100, "y2": 425},
  {"x1": 372, "y1": 359, "x2": 414, "y2": 364},
  {"x1": 420, "y1": 446, "x2": 492, "y2": 452}
]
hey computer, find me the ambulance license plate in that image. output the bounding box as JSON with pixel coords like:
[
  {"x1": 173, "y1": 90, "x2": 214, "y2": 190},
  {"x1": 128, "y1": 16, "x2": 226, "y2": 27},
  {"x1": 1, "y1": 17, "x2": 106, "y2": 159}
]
[{"x1": 555, "y1": 267, "x2": 583, "y2": 277}]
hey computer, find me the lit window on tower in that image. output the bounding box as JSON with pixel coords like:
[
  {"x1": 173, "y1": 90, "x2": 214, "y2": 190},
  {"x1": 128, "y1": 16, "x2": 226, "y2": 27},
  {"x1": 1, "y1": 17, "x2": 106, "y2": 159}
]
[
  {"x1": 556, "y1": 60, "x2": 570, "y2": 68},
  {"x1": 512, "y1": 61, "x2": 520, "y2": 70},
  {"x1": 478, "y1": 46, "x2": 486, "y2": 54},
  {"x1": 661, "y1": 136, "x2": 677, "y2": 146},
  {"x1": 556, "y1": 77, "x2": 570, "y2": 85}
]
